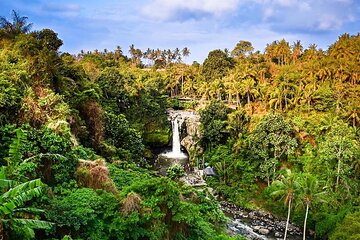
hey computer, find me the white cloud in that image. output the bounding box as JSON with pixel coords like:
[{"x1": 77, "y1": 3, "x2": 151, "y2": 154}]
[
  {"x1": 273, "y1": 0, "x2": 297, "y2": 7},
  {"x1": 41, "y1": 3, "x2": 81, "y2": 17},
  {"x1": 142, "y1": 0, "x2": 358, "y2": 33},
  {"x1": 142, "y1": 0, "x2": 243, "y2": 20},
  {"x1": 255, "y1": 0, "x2": 358, "y2": 31},
  {"x1": 263, "y1": 7, "x2": 274, "y2": 20},
  {"x1": 5, "y1": 0, "x2": 357, "y2": 63}
]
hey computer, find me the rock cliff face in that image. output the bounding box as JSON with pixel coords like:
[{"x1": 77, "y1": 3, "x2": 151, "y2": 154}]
[{"x1": 167, "y1": 109, "x2": 202, "y2": 164}]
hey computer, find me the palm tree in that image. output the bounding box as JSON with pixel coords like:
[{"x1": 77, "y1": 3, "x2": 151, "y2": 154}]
[
  {"x1": 277, "y1": 39, "x2": 291, "y2": 65},
  {"x1": 241, "y1": 78, "x2": 259, "y2": 106},
  {"x1": 223, "y1": 72, "x2": 237, "y2": 105},
  {"x1": 269, "y1": 87, "x2": 283, "y2": 110},
  {"x1": 235, "y1": 62, "x2": 258, "y2": 106},
  {"x1": 197, "y1": 80, "x2": 210, "y2": 100},
  {"x1": 299, "y1": 84, "x2": 318, "y2": 111},
  {"x1": 291, "y1": 40, "x2": 303, "y2": 63},
  {"x1": 298, "y1": 174, "x2": 326, "y2": 240},
  {"x1": 129, "y1": 44, "x2": 136, "y2": 63},
  {"x1": 329, "y1": 33, "x2": 354, "y2": 60},
  {"x1": 0, "y1": 169, "x2": 52, "y2": 239},
  {"x1": 182, "y1": 47, "x2": 190, "y2": 60},
  {"x1": 271, "y1": 169, "x2": 299, "y2": 240},
  {"x1": 303, "y1": 44, "x2": 319, "y2": 61},
  {"x1": 0, "y1": 10, "x2": 32, "y2": 38},
  {"x1": 166, "y1": 49, "x2": 172, "y2": 65},
  {"x1": 264, "y1": 41, "x2": 276, "y2": 63},
  {"x1": 174, "y1": 47, "x2": 181, "y2": 63},
  {"x1": 301, "y1": 60, "x2": 320, "y2": 91},
  {"x1": 208, "y1": 79, "x2": 224, "y2": 100},
  {"x1": 344, "y1": 104, "x2": 360, "y2": 128}
]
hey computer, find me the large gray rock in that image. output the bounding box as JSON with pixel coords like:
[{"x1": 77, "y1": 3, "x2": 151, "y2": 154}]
[
  {"x1": 167, "y1": 109, "x2": 202, "y2": 164},
  {"x1": 253, "y1": 225, "x2": 261, "y2": 232},
  {"x1": 258, "y1": 228, "x2": 270, "y2": 235}
]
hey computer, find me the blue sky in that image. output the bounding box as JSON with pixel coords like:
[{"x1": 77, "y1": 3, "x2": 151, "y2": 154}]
[{"x1": 1, "y1": 0, "x2": 359, "y2": 63}]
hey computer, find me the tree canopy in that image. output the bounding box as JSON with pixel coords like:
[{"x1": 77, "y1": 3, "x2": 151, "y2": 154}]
[{"x1": 0, "y1": 10, "x2": 359, "y2": 240}]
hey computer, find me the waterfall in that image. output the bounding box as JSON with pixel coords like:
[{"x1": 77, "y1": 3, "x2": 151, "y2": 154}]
[
  {"x1": 161, "y1": 116, "x2": 187, "y2": 159},
  {"x1": 172, "y1": 117, "x2": 181, "y2": 154}
]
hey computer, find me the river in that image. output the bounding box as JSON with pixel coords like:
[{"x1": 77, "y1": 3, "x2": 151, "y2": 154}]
[{"x1": 156, "y1": 109, "x2": 309, "y2": 240}]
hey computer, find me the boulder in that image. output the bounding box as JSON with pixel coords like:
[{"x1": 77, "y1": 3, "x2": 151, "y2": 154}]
[
  {"x1": 204, "y1": 166, "x2": 216, "y2": 177},
  {"x1": 258, "y1": 228, "x2": 270, "y2": 235},
  {"x1": 253, "y1": 226, "x2": 261, "y2": 231}
]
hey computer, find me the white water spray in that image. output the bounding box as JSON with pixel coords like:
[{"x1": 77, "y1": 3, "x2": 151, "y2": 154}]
[{"x1": 162, "y1": 116, "x2": 187, "y2": 159}]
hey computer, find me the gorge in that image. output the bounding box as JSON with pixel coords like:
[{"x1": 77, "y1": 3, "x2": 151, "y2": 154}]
[
  {"x1": 159, "y1": 109, "x2": 307, "y2": 240},
  {"x1": 1, "y1": 9, "x2": 358, "y2": 239}
]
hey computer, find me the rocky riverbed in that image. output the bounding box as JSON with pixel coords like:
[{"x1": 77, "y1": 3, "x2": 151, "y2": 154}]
[
  {"x1": 162, "y1": 109, "x2": 309, "y2": 240},
  {"x1": 180, "y1": 171, "x2": 308, "y2": 240},
  {"x1": 221, "y1": 201, "x2": 309, "y2": 240}
]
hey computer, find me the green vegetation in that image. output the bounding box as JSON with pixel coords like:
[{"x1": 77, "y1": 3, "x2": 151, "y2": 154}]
[{"x1": 0, "y1": 11, "x2": 359, "y2": 239}]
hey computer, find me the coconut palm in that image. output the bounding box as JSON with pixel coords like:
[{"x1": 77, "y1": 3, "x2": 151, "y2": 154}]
[
  {"x1": 208, "y1": 79, "x2": 224, "y2": 100},
  {"x1": 271, "y1": 169, "x2": 299, "y2": 240},
  {"x1": 241, "y1": 78, "x2": 259, "y2": 106},
  {"x1": 223, "y1": 72, "x2": 240, "y2": 105},
  {"x1": 264, "y1": 41, "x2": 277, "y2": 63},
  {"x1": 182, "y1": 47, "x2": 190, "y2": 59},
  {"x1": 234, "y1": 62, "x2": 258, "y2": 105},
  {"x1": 291, "y1": 40, "x2": 303, "y2": 63},
  {"x1": 297, "y1": 174, "x2": 326, "y2": 240},
  {"x1": 277, "y1": 39, "x2": 291, "y2": 65},
  {"x1": 0, "y1": 10, "x2": 32, "y2": 38},
  {"x1": 129, "y1": 44, "x2": 136, "y2": 64},
  {"x1": 344, "y1": 104, "x2": 360, "y2": 128},
  {"x1": 303, "y1": 44, "x2": 319, "y2": 61},
  {"x1": 269, "y1": 87, "x2": 283, "y2": 110},
  {"x1": 173, "y1": 47, "x2": 181, "y2": 63}
]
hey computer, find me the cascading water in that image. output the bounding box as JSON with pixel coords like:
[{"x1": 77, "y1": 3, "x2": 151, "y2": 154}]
[
  {"x1": 171, "y1": 117, "x2": 181, "y2": 155},
  {"x1": 161, "y1": 116, "x2": 187, "y2": 159}
]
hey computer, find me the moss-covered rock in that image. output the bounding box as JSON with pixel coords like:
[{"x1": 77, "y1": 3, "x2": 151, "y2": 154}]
[{"x1": 143, "y1": 130, "x2": 170, "y2": 147}]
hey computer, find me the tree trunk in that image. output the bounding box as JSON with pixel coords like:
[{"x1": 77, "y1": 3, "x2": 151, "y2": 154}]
[
  {"x1": 181, "y1": 75, "x2": 184, "y2": 96},
  {"x1": 0, "y1": 221, "x2": 3, "y2": 240},
  {"x1": 284, "y1": 198, "x2": 292, "y2": 240},
  {"x1": 336, "y1": 158, "x2": 341, "y2": 191},
  {"x1": 353, "y1": 117, "x2": 356, "y2": 128},
  {"x1": 303, "y1": 203, "x2": 309, "y2": 240}
]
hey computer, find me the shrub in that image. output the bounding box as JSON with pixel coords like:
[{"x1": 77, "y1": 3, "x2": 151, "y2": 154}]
[{"x1": 167, "y1": 163, "x2": 185, "y2": 180}]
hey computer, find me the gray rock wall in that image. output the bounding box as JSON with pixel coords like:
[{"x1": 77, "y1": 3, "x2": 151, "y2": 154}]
[{"x1": 167, "y1": 109, "x2": 203, "y2": 164}]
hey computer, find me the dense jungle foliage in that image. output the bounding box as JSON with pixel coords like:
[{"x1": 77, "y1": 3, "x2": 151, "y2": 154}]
[{"x1": 0, "y1": 11, "x2": 359, "y2": 240}]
